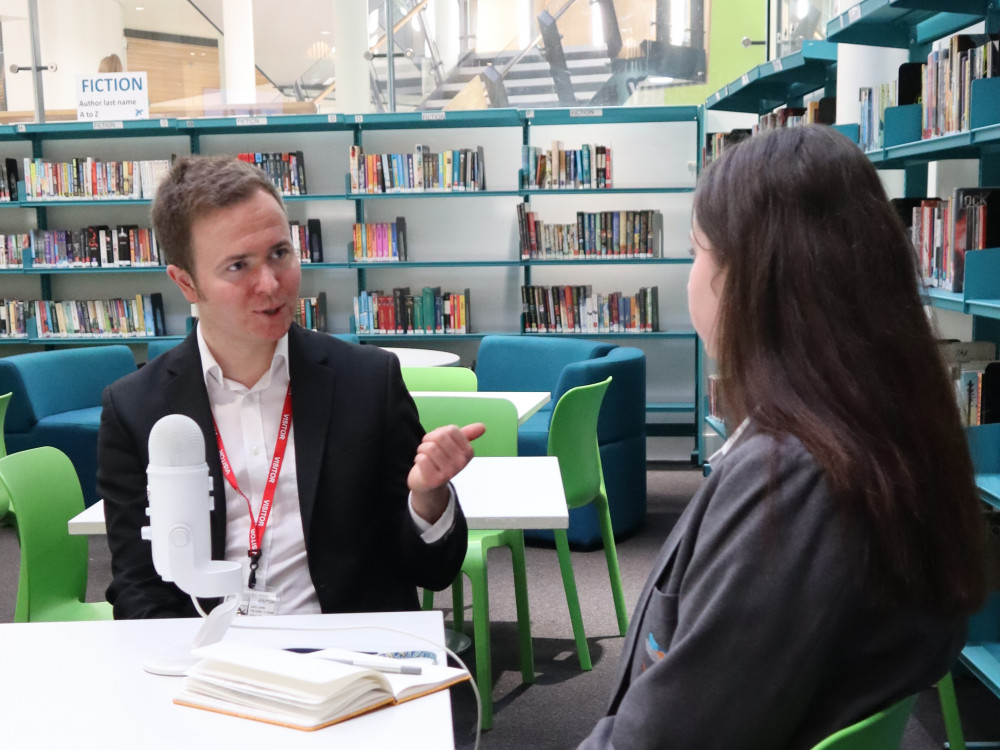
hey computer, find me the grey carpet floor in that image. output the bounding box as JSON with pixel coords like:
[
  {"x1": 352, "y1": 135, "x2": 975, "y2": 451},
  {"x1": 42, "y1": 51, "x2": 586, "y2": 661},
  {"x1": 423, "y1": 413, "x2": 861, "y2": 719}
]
[{"x1": 2, "y1": 467, "x2": 1000, "y2": 748}]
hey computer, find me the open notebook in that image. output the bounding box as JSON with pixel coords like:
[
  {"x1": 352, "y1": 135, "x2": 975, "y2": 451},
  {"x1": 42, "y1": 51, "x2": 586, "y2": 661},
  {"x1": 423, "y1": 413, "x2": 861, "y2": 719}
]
[{"x1": 174, "y1": 641, "x2": 470, "y2": 731}]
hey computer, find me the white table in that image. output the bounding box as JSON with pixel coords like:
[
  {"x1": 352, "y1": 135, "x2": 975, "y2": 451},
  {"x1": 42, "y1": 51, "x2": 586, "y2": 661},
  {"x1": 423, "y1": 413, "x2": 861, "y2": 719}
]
[
  {"x1": 70, "y1": 456, "x2": 568, "y2": 535},
  {"x1": 379, "y1": 346, "x2": 460, "y2": 367},
  {"x1": 410, "y1": 390, "x2": 550, "y2": 425},
  {"x1": 0, "y1": 611, "x2": 456, "y2": 749}
]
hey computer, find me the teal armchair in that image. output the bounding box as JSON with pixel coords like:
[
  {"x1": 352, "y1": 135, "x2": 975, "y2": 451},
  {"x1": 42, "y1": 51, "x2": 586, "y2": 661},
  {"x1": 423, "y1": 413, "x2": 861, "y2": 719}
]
[
  {"x1": 0, "y1": 345, "x2": 136, "y2": 507},
  {"x1": 474, "y1": 336, "x2": 647, "y2": 548}
]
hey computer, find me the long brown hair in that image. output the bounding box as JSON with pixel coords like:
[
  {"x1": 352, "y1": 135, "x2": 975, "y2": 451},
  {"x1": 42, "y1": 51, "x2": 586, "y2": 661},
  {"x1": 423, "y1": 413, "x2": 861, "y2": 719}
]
[{"x1": 695, "y1": 125, "x2": 985, "y2": 613}]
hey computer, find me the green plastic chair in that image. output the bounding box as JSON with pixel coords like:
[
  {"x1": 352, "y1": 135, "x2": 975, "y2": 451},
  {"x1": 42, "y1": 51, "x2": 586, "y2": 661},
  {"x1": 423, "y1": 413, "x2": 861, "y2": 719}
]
[
  {"x1": 0, "y1": 446, "x2": 112, "y2": 622},
  {"x1": 412, "y1": 394, "x2": 532, "y2": 730},
  {"x1": 547, "y1": 377, "x2": 628, "y2": 671},
  {"x1": 0, "y1": 391, "x2": 10, "y2": 523},
  {"x1": 935, "y1": 672, "x2": 968, "y2": 750},
  {"x1": 809, "y1": 693, "x2": 917, "y2": 750},
  {"x1": 401, "y1": 366, "x2": 477, "y2": 392}
]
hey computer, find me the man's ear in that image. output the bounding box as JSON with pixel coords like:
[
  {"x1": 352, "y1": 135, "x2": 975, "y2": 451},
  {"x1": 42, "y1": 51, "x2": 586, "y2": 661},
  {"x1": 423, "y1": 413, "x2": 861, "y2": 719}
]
[{"x1": 167, "y1": 264, "x2": 200, "y2": 304}]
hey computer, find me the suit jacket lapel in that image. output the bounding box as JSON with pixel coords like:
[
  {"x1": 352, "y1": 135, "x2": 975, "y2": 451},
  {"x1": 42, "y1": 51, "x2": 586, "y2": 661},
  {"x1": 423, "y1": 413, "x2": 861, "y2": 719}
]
[
  {"x1": 162, "y1": 331, "x2": 228, "y2": 558},
  {"x1": 287, "y1": 326, "x2": 336, "y2": 536}
]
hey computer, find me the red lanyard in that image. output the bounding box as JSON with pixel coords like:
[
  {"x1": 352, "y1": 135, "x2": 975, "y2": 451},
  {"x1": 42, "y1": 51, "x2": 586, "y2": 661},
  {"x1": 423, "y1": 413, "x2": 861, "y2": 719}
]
[{"x1": 213, "y1": 383, "x2": 293, "y2": 589}]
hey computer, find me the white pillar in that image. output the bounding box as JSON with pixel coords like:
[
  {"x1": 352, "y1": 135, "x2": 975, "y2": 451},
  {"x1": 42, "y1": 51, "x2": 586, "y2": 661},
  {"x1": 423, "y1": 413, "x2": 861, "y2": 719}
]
[
  {"x1": 433, "y1": 0, "x2": 459, "y2": 77},
  {"x1": 222, "y1": 0, "x2": 256, "y2": 105},
  {"x1": 333, "y1": 0, "x2": 370, "y2": 113}
]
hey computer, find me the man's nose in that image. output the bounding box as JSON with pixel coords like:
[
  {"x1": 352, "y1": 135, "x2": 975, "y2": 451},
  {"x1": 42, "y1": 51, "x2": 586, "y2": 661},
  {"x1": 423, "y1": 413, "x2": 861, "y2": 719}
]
[{"x1": 254, "y1": 264, "x2": 280, "y2": 293}]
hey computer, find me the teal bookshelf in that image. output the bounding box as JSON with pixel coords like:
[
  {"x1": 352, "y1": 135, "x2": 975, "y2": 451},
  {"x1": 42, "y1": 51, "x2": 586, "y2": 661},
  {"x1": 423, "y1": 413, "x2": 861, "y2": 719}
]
[
  {"x1": 705, "y1": 40, "x2": 838, "y2": 115},
  {"x1": 0, "y1": 107, "x2": 701, "y2": 438},
  {"x1": 826, "y1": 0, "x2": 988, "y2": 49}
]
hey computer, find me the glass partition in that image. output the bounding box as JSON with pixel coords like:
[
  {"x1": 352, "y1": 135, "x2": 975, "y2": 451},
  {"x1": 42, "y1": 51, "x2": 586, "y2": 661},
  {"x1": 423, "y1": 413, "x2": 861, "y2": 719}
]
[
  {"x1": 771, "y1": 0, "x2": 837, "y2": 59},
  {"x1": 0, "y1": 0, "x2": 711, "y2": 123}
]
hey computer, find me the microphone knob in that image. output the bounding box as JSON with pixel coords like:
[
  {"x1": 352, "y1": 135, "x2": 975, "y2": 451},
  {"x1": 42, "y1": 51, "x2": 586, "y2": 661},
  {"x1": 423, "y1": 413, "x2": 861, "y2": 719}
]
[{"x1": 170, "y1": 527, "x2": 191, "y2": 548}]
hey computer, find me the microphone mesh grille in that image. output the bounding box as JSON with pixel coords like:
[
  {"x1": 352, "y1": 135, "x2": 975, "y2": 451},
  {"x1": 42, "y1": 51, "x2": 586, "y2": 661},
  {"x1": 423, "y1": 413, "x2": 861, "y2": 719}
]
[{"x1": 148, "y1": 414, "x2": 206, "y2": 467}]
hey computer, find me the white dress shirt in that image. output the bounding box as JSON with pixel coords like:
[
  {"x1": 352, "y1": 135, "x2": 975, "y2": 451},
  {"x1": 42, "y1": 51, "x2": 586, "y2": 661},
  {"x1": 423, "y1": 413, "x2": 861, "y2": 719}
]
[{"x1": 197, "y1": 328, "x2": 455, "y2": 615}]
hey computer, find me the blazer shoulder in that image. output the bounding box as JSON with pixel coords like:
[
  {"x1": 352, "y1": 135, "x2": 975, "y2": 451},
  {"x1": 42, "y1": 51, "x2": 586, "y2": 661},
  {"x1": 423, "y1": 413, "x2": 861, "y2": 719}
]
[
  {"x1": 103, "y1": 337, "x2": 199, "y2": 407},
  {"x1": 291, "y1": 326, "x2": 399, "y2": 372}
]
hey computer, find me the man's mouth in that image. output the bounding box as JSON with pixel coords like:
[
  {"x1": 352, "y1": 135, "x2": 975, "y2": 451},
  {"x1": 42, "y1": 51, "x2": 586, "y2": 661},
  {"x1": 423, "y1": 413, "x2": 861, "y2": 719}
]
[{"x1": 259, "y1": 305, "x2": 283, "y2": 316}]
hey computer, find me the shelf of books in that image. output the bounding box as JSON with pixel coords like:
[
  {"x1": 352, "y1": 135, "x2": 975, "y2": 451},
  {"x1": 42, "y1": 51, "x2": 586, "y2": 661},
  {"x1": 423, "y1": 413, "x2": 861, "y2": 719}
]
[
  {"x1": 518, "y1": 107, "x2": 700, "y2": 438},
  {"x1": 704, "y1": 40, "x2": 838, "y2": 115},
  {"x1": 0, "y1": 108, "x2": 702, "y2": 439}
]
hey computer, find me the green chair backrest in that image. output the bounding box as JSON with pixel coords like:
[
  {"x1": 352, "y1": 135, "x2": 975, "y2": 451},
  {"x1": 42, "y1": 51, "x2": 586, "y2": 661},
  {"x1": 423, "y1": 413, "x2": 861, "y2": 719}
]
[
  {"x1": 0, "y1": 446, "x2": 91, "y2": 622},
  {"x1": 411, "y1": 395, "x2": 517, "y2": 457},
  {"x1": 810, "y1": 694, "x2": 918, "y2": 750},
  {"x1": 401, "y1": 366, "x2": 477, "y2": 392},
  {"x1": 547, "y1": 378, "x2": 611, "y2": 510},
  {"x1": 0, "y1": 390, "x2": 10, "y2": 457}
]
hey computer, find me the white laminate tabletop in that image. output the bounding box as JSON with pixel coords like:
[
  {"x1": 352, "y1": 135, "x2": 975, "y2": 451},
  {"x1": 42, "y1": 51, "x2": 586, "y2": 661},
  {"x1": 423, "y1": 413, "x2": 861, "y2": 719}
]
[
  {"x1": 379, "y1": 347, "x2": 460, "y2": 367},
  {"x1": 0, "y1": 611, "x2": 455, "y2": 750},
  {"x1": 71, "y1": 456, "x2": 567, "y2": 535},
  {"x1": 410, "y1": 391, "x2": 550, "y2": 425}
]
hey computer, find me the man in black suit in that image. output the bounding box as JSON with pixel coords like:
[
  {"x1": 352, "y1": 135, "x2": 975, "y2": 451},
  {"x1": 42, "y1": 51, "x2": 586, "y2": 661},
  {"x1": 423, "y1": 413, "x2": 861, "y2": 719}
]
[{"x1": 98, "y1": 155, "x2": 481, "y2": 619}]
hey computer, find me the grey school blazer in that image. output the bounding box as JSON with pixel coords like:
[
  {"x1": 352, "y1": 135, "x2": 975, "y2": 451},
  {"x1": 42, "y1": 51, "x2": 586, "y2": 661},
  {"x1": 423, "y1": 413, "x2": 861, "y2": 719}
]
[{"x1": 578, "y1": 423, "x2": 964, "y2": 750}]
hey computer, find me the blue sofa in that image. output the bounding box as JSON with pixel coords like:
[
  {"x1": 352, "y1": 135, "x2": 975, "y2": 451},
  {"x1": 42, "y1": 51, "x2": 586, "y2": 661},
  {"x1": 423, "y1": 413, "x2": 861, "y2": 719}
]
[
  {"x1": 0, "y1": 346, "x2": 136, "y2": 507},
  {"x1": 474, "y1": 336, "x2": 647, "y2": 548}
]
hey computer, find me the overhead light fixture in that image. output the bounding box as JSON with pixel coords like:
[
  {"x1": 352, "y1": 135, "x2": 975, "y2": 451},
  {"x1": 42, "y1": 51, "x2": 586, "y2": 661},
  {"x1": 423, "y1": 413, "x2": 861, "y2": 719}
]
[
  {"x1": 320, "y1": 30, "x2": 330, "y2": 36},
  {"x1": 136, "y1": 5, "x2": 145, "y2": 10}
]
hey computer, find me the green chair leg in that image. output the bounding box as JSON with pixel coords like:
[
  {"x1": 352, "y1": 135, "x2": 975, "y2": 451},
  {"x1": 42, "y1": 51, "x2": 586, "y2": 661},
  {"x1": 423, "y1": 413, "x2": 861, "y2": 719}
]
[
  {"x1": 466, "y1": 560, "x2": 494, "y2": 731},
  {"x1": 554, "y1": 528, "x2": 592, "y2": 671},
  {"x1": 508, "y1": 531, "x2": 535, "y2": 684},
  {"x1": 421, "y1": 588, "x2": 434, "y2": 611},
  {"x1": 938, "y1": 672, "x2": 967, "y2": 750},
  {"x1": 452, "y1": 574, "x2": 466, "y2": 635},
  {"x1": 596, "y1": 495, "x2": 629, "y2": 636}
]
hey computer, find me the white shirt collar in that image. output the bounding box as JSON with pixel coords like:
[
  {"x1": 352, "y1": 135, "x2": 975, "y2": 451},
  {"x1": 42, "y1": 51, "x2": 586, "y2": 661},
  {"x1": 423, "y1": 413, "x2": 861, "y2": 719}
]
[{"x1": 196, "y1": 324, "x2": 290, "y2": 393}]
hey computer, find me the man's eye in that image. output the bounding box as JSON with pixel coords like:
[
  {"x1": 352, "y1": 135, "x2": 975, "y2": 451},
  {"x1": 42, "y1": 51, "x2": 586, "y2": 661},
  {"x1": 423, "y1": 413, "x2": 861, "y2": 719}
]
[{"x1": 227, "y1": 260, "x2": 245, "y2": 272}]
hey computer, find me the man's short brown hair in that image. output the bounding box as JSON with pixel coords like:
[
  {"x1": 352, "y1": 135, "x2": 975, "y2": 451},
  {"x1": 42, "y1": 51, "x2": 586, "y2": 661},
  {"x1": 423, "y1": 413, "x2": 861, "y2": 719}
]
[{"x1": 151, "y1": 155, "x2": 285, "y2": 275}]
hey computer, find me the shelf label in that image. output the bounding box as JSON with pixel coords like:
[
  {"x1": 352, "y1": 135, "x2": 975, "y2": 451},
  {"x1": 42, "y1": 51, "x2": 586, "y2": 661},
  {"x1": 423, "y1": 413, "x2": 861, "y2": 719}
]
[
  {"x1": 235, "y1": 116, "x2": 268, "y2": 126},
  {"x1": 773, "y1": 58, "x2": 783, "y2": 72},
  {"x1": 16, "y1": 124, "x2": 26, "y2": 133},
  {"x1": 93, "y1": 121, "x2": 124, "y2": 130},
  {"x1": 76, "y1": 71, "x2": 149, "y2": 122},
  {"x1": 570, "y1": 108, "x2": 602, "y2": 117},
  {"x1": 421, "y1": 112, "x2": 446, "y2": 121},
  {"x1": 354, "y1": 114, "x2": 364, "y2": 123},
  {"x1": 848, "y1": 5, "x2": 861, "y2": 23},
  {"x1": 159, "y1": 118, "x2": 169, "y2": 127},
  {"x1": 525, "y1": 109, "x2": 535, "y2": 118},
  {"x1": 741, "y1": 74, "x2": 750, "y2": 86},
  {"x1": 327, "y1": 114, "x2": 338, "y2": 123}
]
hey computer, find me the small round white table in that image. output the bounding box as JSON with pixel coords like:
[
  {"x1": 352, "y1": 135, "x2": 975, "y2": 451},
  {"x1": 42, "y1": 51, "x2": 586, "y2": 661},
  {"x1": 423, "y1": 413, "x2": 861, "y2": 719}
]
[{"x1": 379, "y1": 346, "x2": 460, "y2": 367}]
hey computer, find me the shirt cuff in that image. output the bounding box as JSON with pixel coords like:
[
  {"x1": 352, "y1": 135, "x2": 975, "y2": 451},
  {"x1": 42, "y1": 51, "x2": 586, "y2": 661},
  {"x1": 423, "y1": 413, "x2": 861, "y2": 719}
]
[{"x1": 408, "y1": 483, "x2": 457, "y2": 543}]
